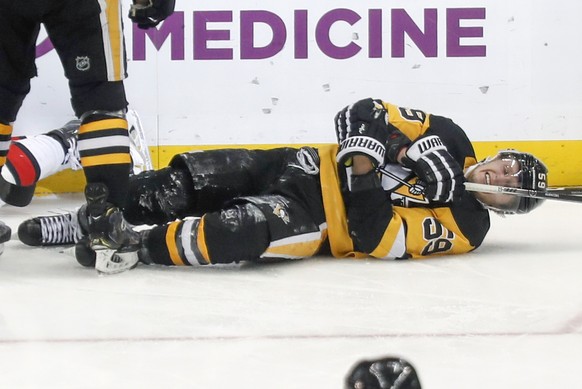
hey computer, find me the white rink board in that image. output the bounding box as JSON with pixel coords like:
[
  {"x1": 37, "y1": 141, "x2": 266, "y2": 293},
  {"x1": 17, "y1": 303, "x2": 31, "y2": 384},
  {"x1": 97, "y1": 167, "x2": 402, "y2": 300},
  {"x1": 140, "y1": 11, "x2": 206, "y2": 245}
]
[{"x1": 13, "y1": 0, "x2": 582, "y2": 145}]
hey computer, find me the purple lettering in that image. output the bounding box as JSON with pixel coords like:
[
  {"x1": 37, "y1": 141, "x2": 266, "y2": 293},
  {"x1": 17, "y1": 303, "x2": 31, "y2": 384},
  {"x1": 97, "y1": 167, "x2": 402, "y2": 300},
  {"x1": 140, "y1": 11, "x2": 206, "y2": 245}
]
[
  {"x1": 36, "y1": 38, "x2": 54, "y2": 58},
  {"x1": 194, "y1": 11, "x2": 233, "y2": 60},
  {"x1": 294, "y1": 10, "x2": 308, "y2": 59},
  {"x1": 133, "y1": 12, "x2": 185, "y2": 61},
  {"x1": 391, "y1": 9, "x2": 438, "y2": 58},
  {"x1": 240, "y1": 11, "x2": 286, "y2": 60},
  {"x1": 316, "y1": 9, "x2": 362, "y2": 59},
  {"x1": 447, "y1": 8, "x2": 486, "y2": 57},
  {"x1": 125, "y1": 7, "x2": 487, "y2": 61},
  {"x1": 368, "y1": 9, "x2": 383, "y2": 58}
]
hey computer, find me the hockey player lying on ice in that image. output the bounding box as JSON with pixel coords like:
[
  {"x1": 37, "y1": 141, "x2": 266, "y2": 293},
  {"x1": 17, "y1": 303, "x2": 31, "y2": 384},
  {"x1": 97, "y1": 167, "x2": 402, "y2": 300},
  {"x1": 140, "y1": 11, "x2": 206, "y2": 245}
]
[{"x1": 9, "y1": 99, "x2": 548, "y2": 274}]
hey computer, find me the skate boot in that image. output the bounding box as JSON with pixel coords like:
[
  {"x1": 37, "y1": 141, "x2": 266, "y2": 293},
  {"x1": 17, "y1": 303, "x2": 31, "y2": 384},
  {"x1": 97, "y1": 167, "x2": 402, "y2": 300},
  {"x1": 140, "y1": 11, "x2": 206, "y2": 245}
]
[
  {"x1": 47, "y1": 119, "x2": 82, "y2": 170},
  {"x1": 18, "y1": 206, "x2": 87, "y2": 246},
  {"x1": 81, "y1": 182, "x2": 141, "y2": 274},
  {"x1": 74, "y1": 229, "x2": 152, "y2": 269},
  {"x1": 0, "y1": 220, "x2": 11, "y2": 256}
]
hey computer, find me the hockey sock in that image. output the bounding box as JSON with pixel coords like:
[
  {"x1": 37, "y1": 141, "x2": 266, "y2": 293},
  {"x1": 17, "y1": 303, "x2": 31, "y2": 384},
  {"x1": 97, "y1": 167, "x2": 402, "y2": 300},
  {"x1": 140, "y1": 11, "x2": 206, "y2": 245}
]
[
  {"x1": 0, "y1": 122, "x2": 13, "y2": 168},
  {"x1": 140, "y1": 219, "x2": 211, "y2": 266},
  {"x1": 78, "y1": 112, "x2": 131, "y2": 207}
]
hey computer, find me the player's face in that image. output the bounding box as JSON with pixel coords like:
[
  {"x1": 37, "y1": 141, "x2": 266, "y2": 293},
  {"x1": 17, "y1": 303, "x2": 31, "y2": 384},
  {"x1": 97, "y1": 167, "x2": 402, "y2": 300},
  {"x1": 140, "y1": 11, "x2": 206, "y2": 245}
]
[{"x1": 465, "y1": 154, "x2": 523, "y2": 211}]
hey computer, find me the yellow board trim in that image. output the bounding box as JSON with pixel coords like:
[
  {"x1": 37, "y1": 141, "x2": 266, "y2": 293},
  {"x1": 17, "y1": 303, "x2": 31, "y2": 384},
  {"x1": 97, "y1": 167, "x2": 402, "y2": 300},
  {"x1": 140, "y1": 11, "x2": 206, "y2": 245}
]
[{"x1": 34, "y1": 140, "x2": 582, "y2": 195}]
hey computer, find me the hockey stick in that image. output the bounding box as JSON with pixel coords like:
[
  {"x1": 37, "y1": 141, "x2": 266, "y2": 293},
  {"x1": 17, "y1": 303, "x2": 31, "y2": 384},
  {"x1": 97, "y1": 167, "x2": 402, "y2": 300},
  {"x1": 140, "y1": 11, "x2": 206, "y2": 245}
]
[
  {"x1": 376, "y1": 166, "x2": 426, "y2": 195},
  {"x1": 378, "y1": 166, "x2": 582, "y2": 203},
  {"x1": 545, "y1": 186, "x2": 582, "y2": 195},
  {"x1": 464, "y1": 182, "x2": 582, "y2": 204}
]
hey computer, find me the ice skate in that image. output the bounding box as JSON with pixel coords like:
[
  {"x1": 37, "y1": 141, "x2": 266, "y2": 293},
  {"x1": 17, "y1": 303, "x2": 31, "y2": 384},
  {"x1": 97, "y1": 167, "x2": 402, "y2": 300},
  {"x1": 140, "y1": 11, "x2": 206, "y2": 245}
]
[
  {"x1": 47, "y1": 119, "x2": 82, "y2": 170},
  {"x1": 18, "y1": 207, "x2": 86, "y2": 246},
  {"x1": 82, "y1": 182, "x2": 140, "y2": 274}
]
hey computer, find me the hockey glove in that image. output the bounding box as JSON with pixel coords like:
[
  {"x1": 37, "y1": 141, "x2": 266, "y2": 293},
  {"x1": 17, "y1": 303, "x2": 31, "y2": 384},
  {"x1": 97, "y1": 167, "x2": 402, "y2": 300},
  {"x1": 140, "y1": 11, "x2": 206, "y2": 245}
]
[
  {"x1": 335, "y1": 98, "x2": 390, "y2": 166},
  {"x1": 129, "y1": 0, "x2": 175, "y2": 29},
  {"x1": 400, "y1": 135, "x2": 464, "y2": 203}
]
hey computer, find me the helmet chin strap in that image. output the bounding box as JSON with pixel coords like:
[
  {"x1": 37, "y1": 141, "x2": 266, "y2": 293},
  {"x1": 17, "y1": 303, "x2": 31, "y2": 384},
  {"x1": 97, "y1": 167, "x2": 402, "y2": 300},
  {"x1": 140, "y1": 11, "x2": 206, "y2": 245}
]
[
  {"x1": 463, "y1": 182, "x2": 517, "y2": 215},
  {"x1": 463, "y1": 163, "x2": 478, "y2": 180}
]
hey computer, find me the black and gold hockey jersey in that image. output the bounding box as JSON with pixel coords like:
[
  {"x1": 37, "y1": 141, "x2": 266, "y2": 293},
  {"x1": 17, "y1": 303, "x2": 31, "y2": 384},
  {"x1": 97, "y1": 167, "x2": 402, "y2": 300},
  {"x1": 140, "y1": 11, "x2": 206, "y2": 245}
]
[
  {"x1": 319, "y1": 101, "x2": 490, "y2": 260},
  {"x1": 137, "y1": 102, "x2": 490, "y2": 267}
]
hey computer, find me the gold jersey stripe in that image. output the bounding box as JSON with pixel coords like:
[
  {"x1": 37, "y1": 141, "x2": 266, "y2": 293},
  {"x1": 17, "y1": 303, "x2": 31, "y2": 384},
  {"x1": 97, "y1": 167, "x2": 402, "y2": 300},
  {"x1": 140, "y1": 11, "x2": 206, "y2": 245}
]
[
  {"x1": 98, "y1": 0, "x2": 125, "y2": 81},
  {"x1": 80, "y1": 153, "x2": 132, "y2": 167},
  {"x1": 107, "y1": 0, "x2": 123, "y2": 80},
  {"x1": 0, "y1": 156, "x2": 6, "y2": 165},
  {"x1": 382, "y1": 102, "x2": 431, "y2": 140},
  {"x1": 80, "y1": 118, "x2": 128, "y2": 134},
  {"x1": 318, "y1": 145, "x2": 367, "y2": 258},
  {"x1": 166, "y1": 221, "x2": 186, "y2": 266},
  {"x1": 370, "y1": 213, "x2": 405, "y2": 258},
  {"x1": 264, "y1": 239, "x2": 322, "y2": 258}
]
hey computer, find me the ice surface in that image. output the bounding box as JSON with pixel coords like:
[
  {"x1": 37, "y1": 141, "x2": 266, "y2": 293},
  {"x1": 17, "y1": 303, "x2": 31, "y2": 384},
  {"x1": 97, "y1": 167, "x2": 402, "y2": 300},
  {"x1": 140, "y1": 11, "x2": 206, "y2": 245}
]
[{"x1": 1, "y1": 194, "x2": 581, "y2": 388}]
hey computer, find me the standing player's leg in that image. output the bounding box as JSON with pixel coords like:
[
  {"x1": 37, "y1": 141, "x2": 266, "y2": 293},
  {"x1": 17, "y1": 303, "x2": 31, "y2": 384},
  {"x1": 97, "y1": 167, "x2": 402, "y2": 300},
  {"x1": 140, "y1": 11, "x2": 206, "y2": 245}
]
[
  {"x1": 45, "y1": 0, "x2": 139, "y2": 267},
  {"x1": 17, "y1": 111, "x2": 152, "y2": 247},
  {"x1": 0, "y1": 2, "x2": 42, "y2": 253}
]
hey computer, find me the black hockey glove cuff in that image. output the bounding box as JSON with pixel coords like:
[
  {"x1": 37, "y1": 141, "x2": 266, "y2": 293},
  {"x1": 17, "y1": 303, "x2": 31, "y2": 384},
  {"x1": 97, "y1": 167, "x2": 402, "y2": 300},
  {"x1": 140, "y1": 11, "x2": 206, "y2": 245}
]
[
  {"x1": 335, "y1": 98, "x2": 389, "y2": 167},
  {"x1": 349, "y1": 170, "x2": 382, "y2": 192},
  {"x1": 346, "y1": 173, "x2": 392, "y2": 254},
  {"x1": 129, "y1": 0, "x2": 176, "y2": 29}
]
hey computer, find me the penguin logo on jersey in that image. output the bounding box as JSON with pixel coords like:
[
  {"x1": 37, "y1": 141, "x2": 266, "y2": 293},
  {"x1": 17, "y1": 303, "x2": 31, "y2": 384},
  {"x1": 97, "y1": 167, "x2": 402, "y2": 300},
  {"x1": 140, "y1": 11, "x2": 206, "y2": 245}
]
[
  {"x1": 408, "y1": 180, "x2": 426, "y2": 196},
  {"x1": 75, "y1": 56, "x2": 91, "y2": 71},
  {"x1": 377, "y1": 165, "x2": 429, "y2": 206},
  {"x1": 272, "y1": 203, "x2": 290, "y2": 224}
]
